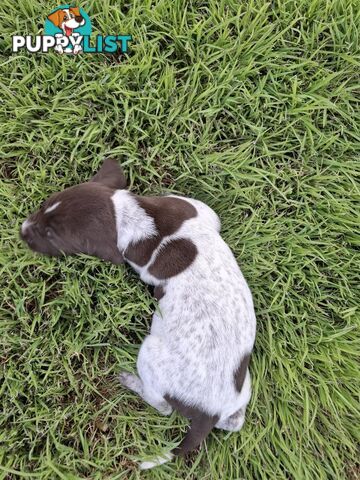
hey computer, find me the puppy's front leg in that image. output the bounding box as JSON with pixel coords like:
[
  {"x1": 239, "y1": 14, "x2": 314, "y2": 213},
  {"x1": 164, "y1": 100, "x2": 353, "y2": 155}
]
[
  {"x1": 72, "y1": 33, "x2": 83, "y2": 55},
  {"x1": 73, "y1": 44, "x2": 82, "y2": 55},
  {"x1": 54, "y1": 33, "x2": 64, "y2": 54}
]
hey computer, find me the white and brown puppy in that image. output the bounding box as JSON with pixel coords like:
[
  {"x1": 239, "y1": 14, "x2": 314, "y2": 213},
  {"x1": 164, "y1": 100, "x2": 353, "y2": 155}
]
[
  {"x1": 47, "y1": 7, "x2": 85, "y2": 54},
  {"x1": 21, "y1": 160, "x2": 256, "y2": 469},
  {"x1": 48, "y1": 7, "x2": 85, "y2": 36}
]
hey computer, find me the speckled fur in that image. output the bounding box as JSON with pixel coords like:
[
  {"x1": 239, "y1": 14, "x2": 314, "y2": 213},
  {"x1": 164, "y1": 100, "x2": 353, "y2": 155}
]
[
  {"x1": 113, "y1": 190, "x2": 256, "y2": 463},
  {"x1": 20, "y1": 161, "x2": 257, "y2": 469}
]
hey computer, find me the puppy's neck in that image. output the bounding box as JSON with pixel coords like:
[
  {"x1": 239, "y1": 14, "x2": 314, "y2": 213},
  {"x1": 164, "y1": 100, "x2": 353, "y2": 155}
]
[{"x1": 111, "y1": 190, "x2": 157, "y2": 253}]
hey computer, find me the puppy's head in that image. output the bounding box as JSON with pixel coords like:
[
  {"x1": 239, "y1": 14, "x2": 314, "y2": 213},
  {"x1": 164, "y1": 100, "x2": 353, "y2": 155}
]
[
  {"x1": 20, "y1": 160, "x2": 126, "y2": 264},
  {"x1": 48, "y1": 7, "x2": 85, "y2": 30}
]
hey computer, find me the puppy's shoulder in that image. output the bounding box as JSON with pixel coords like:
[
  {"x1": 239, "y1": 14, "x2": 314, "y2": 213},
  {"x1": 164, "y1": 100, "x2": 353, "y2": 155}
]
[{"x1": 167, "y1": 195, "x2": 221, "y2": 233}]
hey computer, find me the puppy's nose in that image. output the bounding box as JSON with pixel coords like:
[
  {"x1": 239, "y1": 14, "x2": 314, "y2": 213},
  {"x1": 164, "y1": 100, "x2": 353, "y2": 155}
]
[{"x1": 75, "y1": 15, "x2": 83, "y2": 23}]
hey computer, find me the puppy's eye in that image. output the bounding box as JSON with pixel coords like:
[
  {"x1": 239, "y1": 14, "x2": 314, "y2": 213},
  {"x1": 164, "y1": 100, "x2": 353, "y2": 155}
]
[{"x1": 45, "y1": 227, "x2": 53, "y2": 238}]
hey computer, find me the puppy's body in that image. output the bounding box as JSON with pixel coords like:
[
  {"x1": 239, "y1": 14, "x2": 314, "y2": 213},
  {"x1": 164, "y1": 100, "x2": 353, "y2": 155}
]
[
  {"x1": 114, "y1": 190, "x2": 255, "y2": 414},
  {"x1": 21, "y1": 161, "x2": 256, "y2": 469}
]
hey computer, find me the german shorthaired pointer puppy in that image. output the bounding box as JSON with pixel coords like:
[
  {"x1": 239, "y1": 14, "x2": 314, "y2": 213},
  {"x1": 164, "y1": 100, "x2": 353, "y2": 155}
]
[{"x1": 21, "y1": 160, "x2": 256, "y2": 469}]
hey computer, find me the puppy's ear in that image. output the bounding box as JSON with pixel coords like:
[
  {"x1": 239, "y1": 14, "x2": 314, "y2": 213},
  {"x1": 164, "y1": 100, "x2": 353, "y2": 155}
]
[
  {"x1": 70, "y1": 7, "x2": 81, "y2": 16},
  {"x1": 47, "y1": 9, "x2": 64, "y2": 27},
  {"x1": 91, "y1": 159, "x2": 127, "y2": 190}
]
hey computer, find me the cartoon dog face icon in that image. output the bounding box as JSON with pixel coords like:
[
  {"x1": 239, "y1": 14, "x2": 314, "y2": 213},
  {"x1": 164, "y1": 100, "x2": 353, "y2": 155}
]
[{"x1": 47, "y1": 7, "x2": 85, "y2": 37}]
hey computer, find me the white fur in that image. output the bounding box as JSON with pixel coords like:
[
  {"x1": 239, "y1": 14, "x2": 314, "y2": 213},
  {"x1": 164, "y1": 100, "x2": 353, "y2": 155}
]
[
  {"x1": 139, "y1": 453, "x2": 174, "y2": 470},
  {"x1": 61, "y1": 9, "x2": 85, "y2": 33},
  {"x1": 112, "y1": 191, "x2": 157, "y2": 252},
  {"x1": 21, "y1": 219, "x2": 32, "y2": 234},
  {"x1": 112, "y1": 191, "x2": 256, "y2": 467},
  {"x1": 58, "y1": 8, "x2": 85, "y2": 54},
  {"x1": 45, "y1": 201, "x2": 61, "y2": 214}
]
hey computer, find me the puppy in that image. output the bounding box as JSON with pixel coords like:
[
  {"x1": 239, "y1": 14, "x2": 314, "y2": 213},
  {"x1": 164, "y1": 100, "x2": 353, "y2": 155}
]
[
  {"x1": 48, "y1": 7, "x2": 85, "y2": 37},
  {"x1": 47, "y1": 7, "x2": 85, "y2": 54},
  {"x1": 21, "y1": 160, "x2": 256, "y2": 469}
]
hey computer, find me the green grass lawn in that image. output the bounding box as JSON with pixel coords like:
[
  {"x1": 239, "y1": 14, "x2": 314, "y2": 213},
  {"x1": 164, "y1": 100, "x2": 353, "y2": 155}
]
[{"x1": 1, "y1": 0, "x2": 359, "y2": 478}]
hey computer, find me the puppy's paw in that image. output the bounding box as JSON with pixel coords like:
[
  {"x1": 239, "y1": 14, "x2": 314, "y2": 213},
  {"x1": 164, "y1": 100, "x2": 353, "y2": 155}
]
[
  {"x1": 118, "y1": 371, "x2": 140, "y2": 391},
  {"x1": 73, "y1": 45, "x2": 82, "y2": 55},
  {"x1": 157, "y1": 402, "x2": 173, "y2": 416}
]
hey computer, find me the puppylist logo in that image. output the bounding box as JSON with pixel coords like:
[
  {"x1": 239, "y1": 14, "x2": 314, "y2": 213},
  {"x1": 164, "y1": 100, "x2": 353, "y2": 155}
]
[{"x1": 12, "y1": 5, "x2": 132, "y2": 55}]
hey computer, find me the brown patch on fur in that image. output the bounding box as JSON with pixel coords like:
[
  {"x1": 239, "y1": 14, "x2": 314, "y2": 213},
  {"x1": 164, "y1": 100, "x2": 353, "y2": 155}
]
[
  {"x1": 47, "y1": 6, "x2": 83, "y2": 28},
  {"x1": 124, "y1": 236, "x2": 161, "y2": 266},
  {"x1": 124, "y1": 196, "x2": 197, "y2": 267},
  {"x1": 234, "y1": 354, "x2": 250, "y2": 393},
  {"x1": 47, "y1": 9, "x2": 66, "y2": 27},
  {"x1": 136, "y1": 196, "x2": 197, "y2": 237},
  {"x1": 148, "y1": 239, "x2": 197, "y2": 279},
  {"x1": 154, "y1": 285, "x2": 165, "y2": 300},
  {"x1": 164, "y1": 394, "x2": 219, "y2": 457}
]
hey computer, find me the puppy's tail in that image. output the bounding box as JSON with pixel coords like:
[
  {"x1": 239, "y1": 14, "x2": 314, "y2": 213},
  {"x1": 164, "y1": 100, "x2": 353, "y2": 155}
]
[{"x1": 139, "y1": 411, "x2": 218, "y2": 470}]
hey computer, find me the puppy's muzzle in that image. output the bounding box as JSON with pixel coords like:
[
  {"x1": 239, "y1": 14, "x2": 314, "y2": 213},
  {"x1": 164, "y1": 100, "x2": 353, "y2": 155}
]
[{"x1": 20, "y1": 220, "x2": 35, "y2": 244}]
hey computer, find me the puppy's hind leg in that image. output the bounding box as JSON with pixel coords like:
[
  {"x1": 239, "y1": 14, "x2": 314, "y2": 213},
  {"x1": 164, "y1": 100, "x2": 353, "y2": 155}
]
[
  {"x1": 119, "y1": 371, "x2": 172, "y2": 416},
  {"x1": 119, "y1": 371, "x2": 143, "y2": 396},
  {"x1": 216, "y1": 369, "x2": 251, "y2": 432},
  {"x1": 120, "y1": 335, "x2": 173, "y2": 415},
  {"x1": 215, "y1": 407, "x2": 246, "y2": 432}
]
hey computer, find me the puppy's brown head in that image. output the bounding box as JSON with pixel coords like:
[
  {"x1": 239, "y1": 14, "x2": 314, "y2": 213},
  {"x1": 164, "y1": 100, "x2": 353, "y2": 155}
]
[{"x1": 20, "y1": 160, "x2": 126, "y2": 264}]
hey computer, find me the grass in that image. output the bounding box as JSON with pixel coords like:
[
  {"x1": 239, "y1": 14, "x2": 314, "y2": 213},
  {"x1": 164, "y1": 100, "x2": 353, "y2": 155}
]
[{"x1": 0, "y1": 0, "x2": 359, "y2": 478}]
